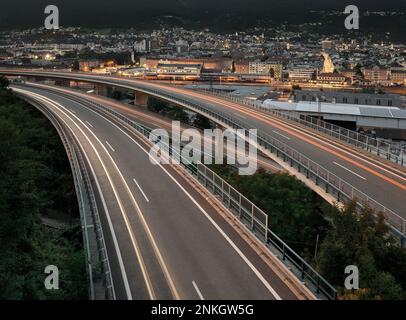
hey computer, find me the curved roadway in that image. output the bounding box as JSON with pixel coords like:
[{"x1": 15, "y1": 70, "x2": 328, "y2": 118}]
[
  {"x1": 13, "y1": 84, "x2": 306, "y2": 300},
  {"x1": 1, "y1": 70, "x2": 405, "y2": 222}
]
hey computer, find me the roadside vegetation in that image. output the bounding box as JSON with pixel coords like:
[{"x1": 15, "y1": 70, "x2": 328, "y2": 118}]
[
  {"x1": 130, "y1": 95, "x2": 406, "y2": 299},
  {"x1": 147, "y1": 96, "x2": 214, "y2": 129},
  {"x1": 0, "y1": 77, "x2": 87, "y2": 299},
  {"x1": 210, "y1": 165, "x2": 406, "y2": 300}
]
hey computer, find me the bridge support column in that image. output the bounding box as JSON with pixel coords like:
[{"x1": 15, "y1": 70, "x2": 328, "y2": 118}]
[
  {"x1": 95, "y1": 84, "x2": 108, "y2": 97},
  {"x1": 134, "y1": 91, "x2": 148, "y2": 107},
  {"x1": 55, "y1": 79, "x2": 71, "y2": 87}
]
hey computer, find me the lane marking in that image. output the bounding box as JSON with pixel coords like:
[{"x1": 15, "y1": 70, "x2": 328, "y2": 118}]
[
  {"x1": 15, "y1": 91, "x2": 129, "y2": 299},
  {"x1": 205, "y1": 94, "x2": 406, "y2": 186},
  {"x1": 70, "y1": 109, "x2": 76, "y2": 114},
  {"x1": 272, "y1": 130, "x2": 291, "y2": 140},
  {"x1": 87, "y1": 107, "x2": 282, "y2": 300},
  {"x1": 24, "y1": 88, "x2": 179, "y2": 300},
  {"x1": 106, "y1": 141, "x2": 115, "y2": 152},
  {"x1": 334, "y1": 162, "x2": 367, "y2": 181},
  {"x1": 133, "y1": 178, "x2": 150, "y2": 203},
  {"x1": 15, "y1": 89, "x2": 156, "y2": 300},
  {"x1": 86, "y1": 121, "x2": 93, "y2": 128},
  {"x1": 12, "y1": 77, "x2": 406, "y2": 183},
  {"x1": 20, "y1": 86, "x2": 285, "y2": 299},
  {"x1": 156, "y1": 85, "x2": 406, "y2": 185},
  {"x1": 20, "y1": 81, "x2": 283, "y2": 174},
  {"x1": 192, "y1": 281, "x2": 204, "y2": 300}
]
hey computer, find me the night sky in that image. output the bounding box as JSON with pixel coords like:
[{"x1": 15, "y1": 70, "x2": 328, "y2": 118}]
[{"x1": 0, "y1": 0, "x2": 405, "y2": 29}]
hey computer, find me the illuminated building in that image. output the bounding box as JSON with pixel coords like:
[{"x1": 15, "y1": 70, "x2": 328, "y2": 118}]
[
  {"x1": 248, "y1": 61, "x2": 283, "y2": 80},
  {"x1": 362, "y1": 66, "x2": 390, "y2": 84},
  {"x1": 156, "y1": 63, "x2": 202, "y2": 80}
]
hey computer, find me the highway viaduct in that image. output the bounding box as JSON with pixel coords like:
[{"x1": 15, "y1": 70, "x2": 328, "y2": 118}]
[
  {"x1": 1, "y1": 69, "x2": 404, "y2": 239},
  {"x1": 9, "y1": 81, "x2": 326, "y2": 300}
]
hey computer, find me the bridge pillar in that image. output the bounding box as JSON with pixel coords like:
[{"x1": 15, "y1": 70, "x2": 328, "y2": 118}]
[
  {"x1": 55, "y1": 79, "x2": 70, "y2": 87},
  {"x1": 134, "y1": 91, "x2": 148, "y2": 107},
  {"x1": 95, "y1": 84, "x2": 108, "y2": 97}
]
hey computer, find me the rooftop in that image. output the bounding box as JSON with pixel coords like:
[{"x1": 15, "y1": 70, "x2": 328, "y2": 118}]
[{"x1": 263, "y1": 100, "x2": 406, "y2": 119}]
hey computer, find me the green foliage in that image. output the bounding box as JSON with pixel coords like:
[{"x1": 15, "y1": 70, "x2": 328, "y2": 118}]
[
  {"x1": 211, "y1": 164, "x2": 406, "y2": 300},
  {"x1": 0, "y1": 81, "x2": 87, "y2": 299},
  {"x1": 210, "y1": 166, "x2": 329, "y2": 255},
  {"x1": 316, "y1": 201, "x2": 405, "y2": 299},
  {"x1": 77, "y1": 48, "x2": 134, "y2": 65},
  {"x1": 0, "y1": 77, "x2": 9, "y2": 89},
  {"x1": 147, "y1": 96, "x2": 190, "y2": 123},
  {"x1": 193, "y1": 114, "x2": 214, "y2": 129}
]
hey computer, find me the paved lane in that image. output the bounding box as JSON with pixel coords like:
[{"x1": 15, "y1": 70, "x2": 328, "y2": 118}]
[{"x1": 15, "y1": 85, "x2": 304, "y2": 300}]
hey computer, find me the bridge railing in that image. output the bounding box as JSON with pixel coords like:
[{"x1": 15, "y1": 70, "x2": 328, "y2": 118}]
[
  {"x1": 65, "y1": 91, "x2": 337, "y2": 300},
  {"x1": 135, "y1": 88, "x2": 406, "y2": 239},
  {"x1": 198, "y1": 88, "x2": 406, "y2": 167},
  {"x1": 197, "y1": 163, "x2": 269, "y2": 242},
  {"x1": 196, "y1": 164, "x2": 337, "y2": 300},
  {"x1": 20, "y1": 95, "x2": 115, "y2": 300},
  {"x1": 23, "y1": 81, "x2": 406, "y2": 239}
]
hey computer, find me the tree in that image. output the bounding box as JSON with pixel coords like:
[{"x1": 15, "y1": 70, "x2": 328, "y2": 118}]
[
  {"x1": 317, "y1": 200, "x2": 405, "y2": 299},
  {"x1": 0, "y1": 76, "x2": 9, "y2": 89},
  {"x1": 0, "y1": 86, "x2": 86, "y2": 299},
  {"x1": 193, "y1": 114, "x2": 213, "y2": 129}
]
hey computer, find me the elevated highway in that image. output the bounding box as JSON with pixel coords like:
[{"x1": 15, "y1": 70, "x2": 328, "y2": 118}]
[
  {"x1": 1, "y1": 69, "x2": 405, "y2": 237},
  {"x1": 12, "y1": 83, "x2": 316, "y2": 300}
]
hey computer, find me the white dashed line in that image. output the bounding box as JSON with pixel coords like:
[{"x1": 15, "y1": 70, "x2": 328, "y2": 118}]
[
  {"x1": 192, "y1": 281, "x2": 204, "y2": 300},
  {"x1": 334, "y1": 162, "x2": 367, "y2": 180},
  {"x1": 105, "y1": 141, "x2": 115, "y2": 152},
  {"x1": 133, "y1": 178, "x2": 150, "y2": 203}
]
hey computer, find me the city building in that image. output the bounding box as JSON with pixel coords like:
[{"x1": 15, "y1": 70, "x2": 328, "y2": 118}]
[
  {"x1": 234, "y1": 60, "x2": 249, "y2": 74},
  {"x1": 248, "y1": 61, "x2": 283, "y2": 80},
  {"x1": 362, "y1": 66, "x2": 391, "y2": 84},
  {"x1": 156, "y1": 63, "x2": 202, "y2": 80},
  {"x1": 288, "y1": 68, "x2": 316, "y2": 82},
  {"x1": 321, "y1": 40, "x2": 333, "y2": 51},
  {"x1": 315, "y1": 72, "x2": 348, "y2": 85},
  {"x1": 292, "y1": 89, "x2": 403, "y2": 108},
  {"x1": 79, "y1": 60, "x2": 102, "y2": 72},
  {"x1": 321, "y1": 52, "x2": 335, "y2": 73},
  {"x1": 390, "y1": 68, "x2": 406, "y2": 85}
]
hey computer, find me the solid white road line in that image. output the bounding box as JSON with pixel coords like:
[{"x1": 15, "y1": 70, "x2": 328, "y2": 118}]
[
  {"x1": 272, "y1": 130, "x2": 291, "y2": 140},
  {"x1": 16, "y1": 89, "x2": 156, "y2": 300},
  {"x1": 192, "y1": 89, "x2": 406, "y2": 181},
  {"x1": 192, "y1": 281, "x2": 204, "y2": 300},
  {"x1": 133, "y1": 178, "x2": 150, "y2": 203},
  {"x1": 15, "y1": 91, "x2": 128, "y2": 299},
  {"x1": 106, "y1": 141, "x2": 115, "y2": 152},
  {"x1": 334, "y1": 162, "x2": 367, "y2": 181},
  {"x1": 25, "y1": 89, "x2": 178, "y2": 300},
  {"x1": 87, "y1": 106, "x2": 282, "y2": 300},
  {"x1": 23, "y1": 87, "x2": 282, "y2": 300}
]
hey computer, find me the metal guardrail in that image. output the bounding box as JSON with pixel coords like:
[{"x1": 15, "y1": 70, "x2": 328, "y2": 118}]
[
  {"x1": 19, "y1": 94, "x2": 115, "y2": 300},
  {"x1": 197, "y1": 164, "x2": 269, "y2": 241},
  {"x1": 200, "y1": 88, "x2": 406, "y2": 167},
  {"x1": 74, "y1": 140, "x2": 116, "y2": 300},
  {"x1": 196, "y1": 164, "x2": 337, "y2": 300},
  {"x1": 40, "y1": 87, "x2": 338, "y2": 300},
  {"x1": 16, "y1": 81, "x2": 406, "y2": 238},
  {"x1": 131, "y1": 87, "x2": 406, "y2": 238}
]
